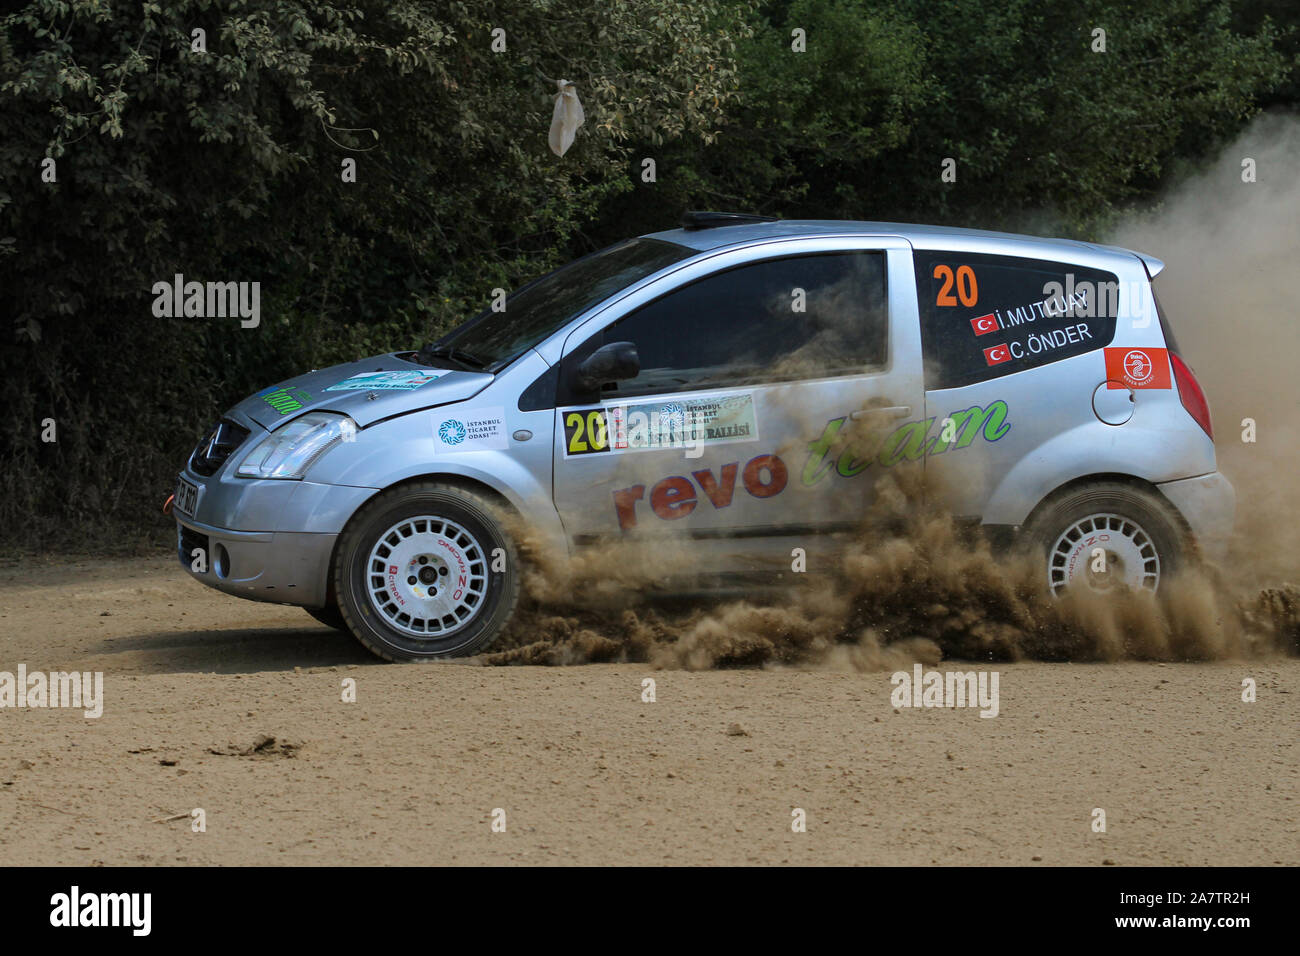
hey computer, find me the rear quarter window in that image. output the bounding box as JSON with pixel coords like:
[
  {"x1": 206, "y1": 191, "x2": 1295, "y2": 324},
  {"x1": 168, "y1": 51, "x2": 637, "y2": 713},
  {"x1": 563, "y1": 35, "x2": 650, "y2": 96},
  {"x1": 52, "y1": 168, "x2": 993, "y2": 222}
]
[{"x1": 915, "y1": 251, "x2": 1119, "y2": 389}]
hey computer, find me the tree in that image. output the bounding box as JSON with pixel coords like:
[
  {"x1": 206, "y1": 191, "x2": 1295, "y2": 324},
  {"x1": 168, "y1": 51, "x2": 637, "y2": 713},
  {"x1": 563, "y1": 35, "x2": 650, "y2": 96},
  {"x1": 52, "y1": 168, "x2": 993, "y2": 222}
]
[
  {"x1": 597, "y1": 0, "x2": 1289, "y2": 241},
  {"x1": 0, "y1": 0, "x2": 750, "y2": 543}
]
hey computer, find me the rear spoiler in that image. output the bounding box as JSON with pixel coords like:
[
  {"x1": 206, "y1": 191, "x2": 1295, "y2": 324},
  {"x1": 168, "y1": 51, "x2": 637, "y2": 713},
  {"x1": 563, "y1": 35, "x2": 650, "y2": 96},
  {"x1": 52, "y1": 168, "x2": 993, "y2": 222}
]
[
  {"x1": 1136, "y1": 253, "x2": 1165, "y2": 279},
  {"x1": 1080, "y1": 240, "x2": 1165, "y2": 279}
]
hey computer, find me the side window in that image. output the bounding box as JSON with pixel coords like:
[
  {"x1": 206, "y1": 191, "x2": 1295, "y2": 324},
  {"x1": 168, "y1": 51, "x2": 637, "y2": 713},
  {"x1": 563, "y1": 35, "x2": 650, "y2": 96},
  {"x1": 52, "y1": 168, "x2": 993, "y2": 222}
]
[
  {"x1": 590, "y1": 251, "x2": 887, "y2": 397},
  {"x1": 915, "y1": 251, "x2": 1119, "y2": 390}
]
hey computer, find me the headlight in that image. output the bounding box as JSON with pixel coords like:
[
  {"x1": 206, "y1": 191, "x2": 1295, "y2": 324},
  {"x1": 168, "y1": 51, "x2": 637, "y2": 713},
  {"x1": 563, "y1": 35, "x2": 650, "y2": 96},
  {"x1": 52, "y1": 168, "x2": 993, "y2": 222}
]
[{"x1": 236, "y1": 412, "x2": 353, "y2": 479}]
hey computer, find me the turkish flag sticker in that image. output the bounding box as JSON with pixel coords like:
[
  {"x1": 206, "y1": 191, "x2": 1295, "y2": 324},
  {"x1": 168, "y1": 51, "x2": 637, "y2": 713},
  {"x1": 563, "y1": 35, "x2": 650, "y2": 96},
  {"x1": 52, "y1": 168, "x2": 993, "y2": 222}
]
[
  {"x1": 983, "y1": 343, "x2": 1012, "y2": 366},
  {"x1": 970, "y1": 313, "x2": 998, "y2": 336},
  {"x1": 1104, "y1": 347, "x2": 1171, "y2": 389}
]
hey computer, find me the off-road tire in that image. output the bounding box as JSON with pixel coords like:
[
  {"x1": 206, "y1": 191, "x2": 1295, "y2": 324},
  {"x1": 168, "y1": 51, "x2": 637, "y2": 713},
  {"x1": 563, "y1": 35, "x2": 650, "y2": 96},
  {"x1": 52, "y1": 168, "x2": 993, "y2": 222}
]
[
  {"x1": 334, "y1": 481, "x2": 520, "y2": 661},
  {"x1": 1022, "y1": 481, "x2": 1188, "y2": 596}
]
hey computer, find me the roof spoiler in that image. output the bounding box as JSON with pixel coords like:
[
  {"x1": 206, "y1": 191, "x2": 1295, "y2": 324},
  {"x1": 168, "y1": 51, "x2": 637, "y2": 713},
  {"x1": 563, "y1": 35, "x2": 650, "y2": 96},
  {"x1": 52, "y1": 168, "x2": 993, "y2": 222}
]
[
  {"x1": 1137, "y1": 252, "x2": 1165, "y2": 279},
  {"x1": 1083, "y1": 240, "x2": 1165, "y2": 279}
]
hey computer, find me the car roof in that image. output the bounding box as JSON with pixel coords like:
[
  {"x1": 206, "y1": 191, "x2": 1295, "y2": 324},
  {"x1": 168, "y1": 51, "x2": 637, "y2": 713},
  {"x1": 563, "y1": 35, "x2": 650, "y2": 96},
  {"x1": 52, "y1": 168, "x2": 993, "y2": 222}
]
[{"x1": 642, "y1": 219, "x2": 1164, "y2": 277}]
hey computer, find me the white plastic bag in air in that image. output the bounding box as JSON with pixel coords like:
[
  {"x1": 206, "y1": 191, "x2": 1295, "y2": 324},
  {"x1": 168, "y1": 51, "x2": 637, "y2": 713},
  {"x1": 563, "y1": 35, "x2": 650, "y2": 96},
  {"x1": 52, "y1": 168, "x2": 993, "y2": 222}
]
[{"x1": 548, "y1": 80, "x2": 584, "y2": 157}]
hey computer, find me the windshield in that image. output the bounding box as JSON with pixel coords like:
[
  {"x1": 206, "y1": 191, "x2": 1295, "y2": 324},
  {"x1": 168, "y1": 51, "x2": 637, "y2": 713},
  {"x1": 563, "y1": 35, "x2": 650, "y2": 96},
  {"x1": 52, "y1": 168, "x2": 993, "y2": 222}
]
[{"x1": 430, "y1": 238, "x2": 692, "y2": 371}]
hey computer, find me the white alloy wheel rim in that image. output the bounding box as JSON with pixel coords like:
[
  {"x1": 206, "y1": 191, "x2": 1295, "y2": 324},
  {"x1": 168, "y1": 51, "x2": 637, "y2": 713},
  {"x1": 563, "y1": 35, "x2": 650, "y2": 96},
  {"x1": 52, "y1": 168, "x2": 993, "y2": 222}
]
[
  {"x1": 1047, "y1": 512, "x2": 1160, "y2": 596},
  {"x1": 366, "y1": 515, "x2": 489, "y2": 637}
]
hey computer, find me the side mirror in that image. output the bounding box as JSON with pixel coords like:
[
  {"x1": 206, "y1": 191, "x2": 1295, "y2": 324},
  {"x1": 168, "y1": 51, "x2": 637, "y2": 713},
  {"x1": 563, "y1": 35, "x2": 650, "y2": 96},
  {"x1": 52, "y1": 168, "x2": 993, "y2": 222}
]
[{"x1": 574, "y1": 341, "x2": 639, "y2": 392}]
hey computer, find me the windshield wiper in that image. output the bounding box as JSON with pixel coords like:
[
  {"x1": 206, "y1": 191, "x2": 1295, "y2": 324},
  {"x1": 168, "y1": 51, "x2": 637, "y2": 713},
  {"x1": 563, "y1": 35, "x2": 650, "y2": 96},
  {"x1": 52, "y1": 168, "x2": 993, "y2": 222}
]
[{"x1": 417, "y1": 344, "x2": 489, "y2": 371}]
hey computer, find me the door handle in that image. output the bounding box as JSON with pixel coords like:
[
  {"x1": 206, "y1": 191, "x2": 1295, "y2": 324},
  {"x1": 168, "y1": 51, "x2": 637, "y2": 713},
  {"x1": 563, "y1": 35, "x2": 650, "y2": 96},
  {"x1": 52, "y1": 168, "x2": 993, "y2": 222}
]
[{"x1": 850, "y1": 405, "x2": 912, "y2": 420}]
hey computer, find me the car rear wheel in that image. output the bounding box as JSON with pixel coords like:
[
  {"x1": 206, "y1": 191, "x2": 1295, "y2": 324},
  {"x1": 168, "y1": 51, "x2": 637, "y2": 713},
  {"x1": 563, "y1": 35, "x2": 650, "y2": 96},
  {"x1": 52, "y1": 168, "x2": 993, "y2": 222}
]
[
  {"x1": 334, "y1": 481, "x2": 520, "y2": 661},
  {"x1": 1023, "y1": 481, "x2": 1187, "y2": 597}
]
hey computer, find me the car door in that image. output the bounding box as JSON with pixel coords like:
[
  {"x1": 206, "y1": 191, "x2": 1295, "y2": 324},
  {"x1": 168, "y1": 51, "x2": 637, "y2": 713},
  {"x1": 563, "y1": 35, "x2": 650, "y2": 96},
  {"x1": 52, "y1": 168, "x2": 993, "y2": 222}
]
[{"x1": 549, "y1": 236, "x2": 924, "y2": 574}]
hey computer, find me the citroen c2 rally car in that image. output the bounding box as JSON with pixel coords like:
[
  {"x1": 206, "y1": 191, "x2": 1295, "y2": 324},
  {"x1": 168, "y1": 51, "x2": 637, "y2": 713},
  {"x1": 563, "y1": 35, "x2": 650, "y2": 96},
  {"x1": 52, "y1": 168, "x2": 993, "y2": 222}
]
[{"x1": 171, "y1": 213, "x2": 1234, "y2": 661}]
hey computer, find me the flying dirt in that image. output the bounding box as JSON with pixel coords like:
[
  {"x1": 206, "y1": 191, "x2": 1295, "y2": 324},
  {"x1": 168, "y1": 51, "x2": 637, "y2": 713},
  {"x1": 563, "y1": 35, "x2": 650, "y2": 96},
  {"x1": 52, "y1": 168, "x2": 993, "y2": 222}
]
[{"x1": 490, "y1": 467, "x2": 1299, "y2": 669}]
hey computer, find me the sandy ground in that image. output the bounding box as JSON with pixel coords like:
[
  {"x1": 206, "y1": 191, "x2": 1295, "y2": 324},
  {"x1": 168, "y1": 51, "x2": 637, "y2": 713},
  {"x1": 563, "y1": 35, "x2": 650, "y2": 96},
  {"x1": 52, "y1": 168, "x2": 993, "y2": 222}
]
[{"x1": 0, "y1": 554, "x2": 1294, "y2": 866}]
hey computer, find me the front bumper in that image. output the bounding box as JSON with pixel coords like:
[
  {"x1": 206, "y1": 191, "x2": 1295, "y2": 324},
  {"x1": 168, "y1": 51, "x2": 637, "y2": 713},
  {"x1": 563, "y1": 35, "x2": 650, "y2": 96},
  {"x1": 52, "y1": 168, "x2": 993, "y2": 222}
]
[
  {"x1": 1156, "y1": 471, "x2": 1235, "y2": 562},
  {"x1": 171, "y1": 471, "x2": 378, "y2": 610},
  {"x1": 176, "y1": 516, "x2": 337, "y2": 608}
]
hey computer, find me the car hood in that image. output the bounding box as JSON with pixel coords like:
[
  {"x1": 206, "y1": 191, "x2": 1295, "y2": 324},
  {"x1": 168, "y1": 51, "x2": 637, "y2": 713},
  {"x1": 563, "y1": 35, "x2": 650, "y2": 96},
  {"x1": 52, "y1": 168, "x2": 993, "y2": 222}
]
[{"x1": 231, "y1": 353, "x2": 494, "y2": 430}]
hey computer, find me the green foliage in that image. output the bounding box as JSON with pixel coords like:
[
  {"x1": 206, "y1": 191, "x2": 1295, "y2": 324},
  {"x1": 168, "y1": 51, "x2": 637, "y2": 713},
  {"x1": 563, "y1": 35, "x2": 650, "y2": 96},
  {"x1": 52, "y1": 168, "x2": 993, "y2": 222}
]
[
  {"x1": 0, "y1": 0, "x2": 747, "y2": 546},
  {"x1": 603, "y1": 0, "x2": 1288, "y2": 238},
  {"x1": 0, "y1": 0, "x2": 1292, "y2": 549},
  {"x1": 886, "y1": 0, "x2": 1289, "y2": 232}
]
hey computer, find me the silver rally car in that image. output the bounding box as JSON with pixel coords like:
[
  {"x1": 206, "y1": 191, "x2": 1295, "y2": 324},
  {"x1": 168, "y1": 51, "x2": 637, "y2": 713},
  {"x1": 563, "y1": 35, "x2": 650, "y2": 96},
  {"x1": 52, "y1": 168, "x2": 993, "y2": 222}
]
[{"x1": 172, "y1": 213, "x2": 1234, "y2": 661}]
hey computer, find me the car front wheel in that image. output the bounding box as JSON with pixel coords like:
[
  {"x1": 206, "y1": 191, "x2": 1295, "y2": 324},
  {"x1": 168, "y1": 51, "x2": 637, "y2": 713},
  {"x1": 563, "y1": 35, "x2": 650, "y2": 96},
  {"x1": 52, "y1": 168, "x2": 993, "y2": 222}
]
[{"x1": 334, "y1": 481, "x2": 520, "y2": 661}]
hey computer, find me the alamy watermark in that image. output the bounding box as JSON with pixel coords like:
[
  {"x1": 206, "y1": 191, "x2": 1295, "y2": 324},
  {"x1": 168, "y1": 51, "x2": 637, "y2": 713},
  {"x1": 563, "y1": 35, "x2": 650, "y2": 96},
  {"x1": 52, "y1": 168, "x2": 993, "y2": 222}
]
[
  {"x1": 890, "y1": 664, "x2": 999, "y2": 718},
  {"x1": 151, "y1": 273, "x2": 260, "y2": 328},
  {"x1": 0, "y1": 665, "x2": 103, "y2": 718},
  {"x1": 50, "y1": 886, "x2": 150, "y2": 935}
]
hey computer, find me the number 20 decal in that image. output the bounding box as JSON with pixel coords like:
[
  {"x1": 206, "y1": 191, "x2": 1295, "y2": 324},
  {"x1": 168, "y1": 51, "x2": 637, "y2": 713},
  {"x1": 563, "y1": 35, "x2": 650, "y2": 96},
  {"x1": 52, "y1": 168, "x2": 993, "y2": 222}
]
[
  {"x1": 933, "y1": 264, "x2": 978, "y2": 307},
  {"x1": 565, "y1": 409, "x2": 610, "y2": 455}
]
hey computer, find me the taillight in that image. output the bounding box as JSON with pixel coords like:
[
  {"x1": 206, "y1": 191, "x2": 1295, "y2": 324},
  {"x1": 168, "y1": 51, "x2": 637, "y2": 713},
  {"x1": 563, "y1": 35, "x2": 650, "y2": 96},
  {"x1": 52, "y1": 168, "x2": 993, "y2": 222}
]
[{"x1": 1169, "y1": 352, "x2": 1213, "y2": 440}]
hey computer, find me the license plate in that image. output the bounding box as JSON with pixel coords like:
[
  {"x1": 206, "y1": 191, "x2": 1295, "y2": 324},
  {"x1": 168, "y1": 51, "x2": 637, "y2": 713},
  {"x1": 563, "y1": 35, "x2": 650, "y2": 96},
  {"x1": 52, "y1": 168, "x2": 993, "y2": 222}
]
[{"x1": 175, "y1": 477, "x2": 200, "y2": 516}]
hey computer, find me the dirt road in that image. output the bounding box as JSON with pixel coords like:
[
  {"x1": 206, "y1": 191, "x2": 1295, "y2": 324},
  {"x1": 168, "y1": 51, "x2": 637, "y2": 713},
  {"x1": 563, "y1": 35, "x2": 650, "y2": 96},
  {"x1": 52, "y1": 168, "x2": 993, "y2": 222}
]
[{"x1": 0, "y1": 555, "x2": 1294, "y2": 866}]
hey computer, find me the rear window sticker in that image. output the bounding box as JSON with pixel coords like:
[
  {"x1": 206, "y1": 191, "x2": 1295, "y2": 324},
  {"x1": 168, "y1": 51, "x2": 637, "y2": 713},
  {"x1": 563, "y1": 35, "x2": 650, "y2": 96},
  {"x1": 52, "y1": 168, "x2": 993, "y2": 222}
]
[{"x1": 915, "y1": 252, "x2": 1120, "y2": 389}]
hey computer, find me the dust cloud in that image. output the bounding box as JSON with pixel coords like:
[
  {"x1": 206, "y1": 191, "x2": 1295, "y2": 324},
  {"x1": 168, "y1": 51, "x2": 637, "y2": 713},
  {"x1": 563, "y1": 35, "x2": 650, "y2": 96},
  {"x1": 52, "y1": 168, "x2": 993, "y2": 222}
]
[
  {"x1": 491, "y1": 469, "x2": 1295, "y2": 669},
  {"x1": 1110, "y1": 111, "x2": 1300, "y2": 589},
  {"x1": 487, "y1": 114, "x2": 1300, "y2": 669}
]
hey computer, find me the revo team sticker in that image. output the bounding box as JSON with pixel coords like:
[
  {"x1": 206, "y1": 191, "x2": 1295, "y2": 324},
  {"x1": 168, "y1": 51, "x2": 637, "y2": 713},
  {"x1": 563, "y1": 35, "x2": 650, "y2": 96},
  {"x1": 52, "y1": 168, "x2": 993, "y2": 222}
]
[
  {"x1": 1104, "y1": 347, "x2": 1171, "y2": 389},
  {"x1": 612, "y1": 401, "x2": 1013, "y2": 531}
]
